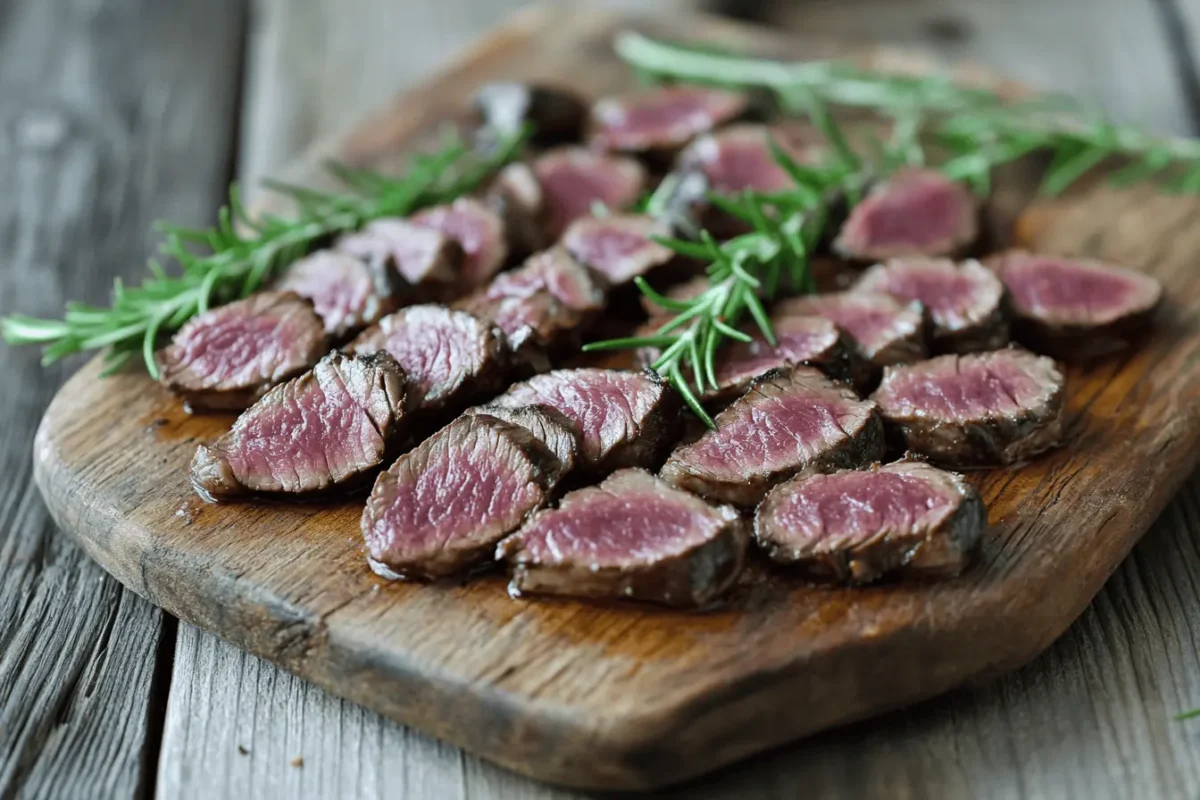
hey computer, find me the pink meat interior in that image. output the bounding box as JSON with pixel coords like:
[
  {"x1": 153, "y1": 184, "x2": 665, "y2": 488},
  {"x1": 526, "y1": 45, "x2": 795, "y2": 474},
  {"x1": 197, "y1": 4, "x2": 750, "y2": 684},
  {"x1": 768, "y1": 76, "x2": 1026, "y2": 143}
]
[
  {"x1": 877, "y1": 353, "x2": 1055, "y2": 420},
  {"x1": 845, "y1": 171, "x2": 966, "y2": 251},
  {"x1": 170, "y1": 306, "x2": 301, "y2": 387},
  {"x1": 412, "y1": 198, "x2": 506, "y2": 286},
  {"x1": 592, "y1": 86, "x2": 745, "y2": 151},
  {"x1": 563, "y1": 215, "x2": 669, "y2": 284},
  {"x1": 1001, "y1": 255, "x2": 1159, "y2": 324},
  {"x1": 690, "y1": 127, "x2": 795, "y2": 194},
  {"x1": 861, "y1": 260, "x2": 995, "y2": 329},
  {"x1": 787, "y1": 294, "x2": 918, "y2": 354},
  {"x1": 338, "y1": 219, "x2": 449, "y2": 285},
  {"x1": 535, "y1": 150, "x2": 645, "y2": 238},
  {"x1": 712, "y1": 317, "x2": 840, "y2": 389},
  {"x1": 276, "y1": 252, "x2": 372, "y2": 335},
  {"x1": 359, "y1": 308, "x2": 483, "y2": 407}
]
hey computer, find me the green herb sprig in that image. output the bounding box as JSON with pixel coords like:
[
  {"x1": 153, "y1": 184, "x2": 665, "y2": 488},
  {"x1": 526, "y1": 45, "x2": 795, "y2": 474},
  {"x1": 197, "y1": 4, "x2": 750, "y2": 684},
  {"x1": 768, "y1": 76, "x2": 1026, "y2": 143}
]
[{"x1": 2, "y1": 127, "x2": 529, "y2": 377}]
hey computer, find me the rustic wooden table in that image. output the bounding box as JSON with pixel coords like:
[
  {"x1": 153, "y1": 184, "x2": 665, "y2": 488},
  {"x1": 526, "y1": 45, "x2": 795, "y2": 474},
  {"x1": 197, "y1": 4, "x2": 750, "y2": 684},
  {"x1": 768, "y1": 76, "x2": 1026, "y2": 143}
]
[{"x1": 3, "y1": 0, "x2": 1200, "y2": 797}]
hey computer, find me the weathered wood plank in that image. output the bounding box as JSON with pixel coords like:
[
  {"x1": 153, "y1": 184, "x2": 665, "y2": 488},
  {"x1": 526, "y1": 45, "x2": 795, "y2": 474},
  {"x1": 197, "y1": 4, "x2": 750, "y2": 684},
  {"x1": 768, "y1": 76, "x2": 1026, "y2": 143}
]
[{"x1": 0, "y1": 0, "x2": 246, "y2": 797}]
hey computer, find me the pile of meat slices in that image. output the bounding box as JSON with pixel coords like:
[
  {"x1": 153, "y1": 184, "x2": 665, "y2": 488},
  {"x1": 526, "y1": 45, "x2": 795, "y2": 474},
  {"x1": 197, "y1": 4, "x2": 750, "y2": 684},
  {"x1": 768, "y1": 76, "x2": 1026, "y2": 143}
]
[{"x1": 159, "y1": 80, "x2": 1165, "y2": 609}]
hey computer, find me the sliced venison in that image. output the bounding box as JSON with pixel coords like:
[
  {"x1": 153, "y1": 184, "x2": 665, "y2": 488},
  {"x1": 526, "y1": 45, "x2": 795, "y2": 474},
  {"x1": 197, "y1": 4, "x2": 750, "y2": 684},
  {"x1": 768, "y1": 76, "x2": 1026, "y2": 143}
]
[
  {"x1": 661, "y1": 367, "x2": 885, "y2": 507},
  {"x1": 273, "y1": 250, "x2": 401, "y2": 339},
  {"x1": 755, "y1": 461, "x2": 984, "y2": 584},
  {"x1": 987, "y1": 249, "x2": 1163, "y2": 360},
  {"x1": 774, "y1": 291, "x2": 926, "y2": 367},
  {"x1": 498, "y1": 468, "x2": 746, "y2": 608},
  {"x1": 474, "y1": 82, "x2": 588, "y2": 145},
  {"x1": 361, "y1": 414, "x2": 563, "y2": 580},
  {"x1": 834, "y1": 168, "x2": 979, "y2": 261},
  {"x1": 855, "y1": 257, "x2": 1008, "y2": 353},
  {"x1": 589, "y1": 85, "x2": 749, "y2": 155},
  {"x1": 190, "y1": 351, "x2": 406, "y2": 501},
  {"x1": 465, "y1": 404, "x2": 581, "y2": 480},
  {"x1": 336, "y1": 218, "x2": 461, "y2": 297},
  {"x1": 490, "y1": 368, "x2": 680, "y2": 474},
  {"x1": 872, "y1": 349, "x2": 1065, "y2": 467},
  {"x1": 411, "y1": 198, "x2": 509, "y2": 288},
  {"x1": 562, "y1": 213, "x2": 674, "y2": 285},
  {"x1": 350, "y1": 305, "x2": 508, "y2": 413},
  {"x1": 680, "y1": 122, "x2": 820, "y2": 196},
  {"x1": 484, "y1": 162, "x2": 546, "y2": 256},
  {"x1": 157, "y1": 291, "x2": 328, "y2": 412},
  {"x1": 533, "y1": 147, "x2": 648, "y2": 239}
]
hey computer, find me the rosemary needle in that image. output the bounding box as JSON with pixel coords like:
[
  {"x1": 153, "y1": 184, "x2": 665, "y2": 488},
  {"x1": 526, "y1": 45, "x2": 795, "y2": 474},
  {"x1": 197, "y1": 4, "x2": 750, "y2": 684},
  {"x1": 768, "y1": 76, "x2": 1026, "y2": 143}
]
[{"x1": 2, "y1": 127, "x2": 529, "y2": 377}]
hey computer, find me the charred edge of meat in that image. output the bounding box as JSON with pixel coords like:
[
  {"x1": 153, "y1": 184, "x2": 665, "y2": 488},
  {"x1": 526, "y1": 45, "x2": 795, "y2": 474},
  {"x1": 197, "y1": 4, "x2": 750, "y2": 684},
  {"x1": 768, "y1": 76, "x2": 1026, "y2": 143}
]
[
  {"x1": 483, "y1": 162, "x2": 546, "y2": 258},
  {"x1": 465, "y1": 403, "x2": 582, "y2": 487},
  {"x1": 497, "y1": 469, "x2": 748, "y2": 608},
  {"x1": 190, "y1": 350, "x2": 407, "y2": 502},
  {"x1": 474, "y1": 82, "x2": 589, "y2": 145},
  {"x1": 753, "y1": 463, "x2": 985, "y2": 584}
]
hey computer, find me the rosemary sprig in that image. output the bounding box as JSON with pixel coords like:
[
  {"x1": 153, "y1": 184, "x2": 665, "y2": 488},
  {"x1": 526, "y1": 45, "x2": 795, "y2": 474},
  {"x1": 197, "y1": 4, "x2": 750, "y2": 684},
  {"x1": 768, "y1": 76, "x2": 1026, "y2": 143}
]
[
  {"x1": 616, "y1": 31, "x2": 1200, "y2": 196},
  {"x1": 2, "y1": 127, "x2": 529, "y2": 377}
]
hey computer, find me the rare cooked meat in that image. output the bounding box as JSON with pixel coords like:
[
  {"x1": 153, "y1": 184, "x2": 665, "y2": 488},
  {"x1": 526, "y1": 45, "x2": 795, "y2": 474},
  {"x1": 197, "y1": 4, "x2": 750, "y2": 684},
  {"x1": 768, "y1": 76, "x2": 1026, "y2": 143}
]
[
  {"x1": 562, "y1": 213, "x2": 675, "y2": 285},
  {"x1": 640, "y1": 274, "x2": 711, "y2": 322},
  {"x1": 589, "y1": 85, "x2": 749, "y2": 154},
  {"x1": 157, "y1": 291, "x2": 328, "y2": 412},
  {"x1": 854, "y1": 257, "x2": 1008, "y2": 353},
  {"x1": 458, "y1": 247, "x2": 605, "y2": 368},
  {"x1": 498, "y1": 469, "x2": 746, "y2": 607},
  {"x1": 834, "y1": 168, "x2": 979, "y2": 261},
  {"x1": 754, "y1": 460, "x2": 984, "y2": 583},
  {"x1": 336, "y1": 218, "x2": 461, "y2": 295},
  {"x1": 986, "y1": 249, "x2": 1163, "y2": 360},
  {"x1": 361, "y1": 413, "x2": 563, "y2": 580},
  {"x1": 661, "y1": 367, "x2": 885, "y2": 507},
  {"x1": 774, "y1": 291, "x2": 927, "y2": 367},
  {"x1": 474, "y1": 81, "x2": 588, "y2": 145},
  {"x1": 411, "y1": 198, "x2": 509, "y2": 288},
  {"x1": 679, "y1": 122, "x2": 820, "y2": 196},
  {"x1": 490, "y1": 368, "x2": 681, "y2": 474},
  {"x1": 484, "y1": 162, "x2": 546, "y2": 256},
  {"x1": 465, "y1": 404, "x2": 581, "y2": 480},
  {"x1": 534, "y1": 147, "x2": 648, "y2": 238},
  {"x1": 350, "y1": 305, "x2": 508, "y2": 413},
  {"x1": 705, "y1": 314, "x2": 872, "y2": 400},
  {"x1": 273, "y1": 250, "x2": 402, "y2": 339},
  {"x1": 872, "y1": 349, "x2": 1065, "y2": 467},
  {"x1": 190, "y1": 351, "x2": 406, "y2": 500}
]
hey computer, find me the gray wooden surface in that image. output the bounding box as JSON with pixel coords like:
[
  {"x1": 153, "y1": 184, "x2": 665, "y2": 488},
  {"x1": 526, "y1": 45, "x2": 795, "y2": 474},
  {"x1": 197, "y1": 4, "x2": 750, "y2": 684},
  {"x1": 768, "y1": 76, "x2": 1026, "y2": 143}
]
[{"x1": 4, "y1": 0, "x2": 1200, "y2": 797}]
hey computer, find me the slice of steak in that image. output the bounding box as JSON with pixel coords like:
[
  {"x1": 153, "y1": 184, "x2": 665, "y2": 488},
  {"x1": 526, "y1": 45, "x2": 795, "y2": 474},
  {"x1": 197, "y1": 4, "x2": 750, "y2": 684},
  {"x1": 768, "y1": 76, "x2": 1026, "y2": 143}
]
[
  {"x1": 273, "y1": 250, "x2": 401, "y2": 340},
  {"x1": 349, "y1": 305, "x2": 508, "y2": 413},
  {"x1": 458, "y1": 247, "x2": 606, "y2": 368},
  {"x1": 854, "y1": 257, "x2": 1009, "y2": 353},
  {"x1": 490, "y1": 368, "x2": 681, "y2": 474},
  {"x1": 361, "y1": 413, "x2": 562, "y2": 580},
  {"x1": 411, "y1": 197, "x2": 509, "y2": 288},
  {"x1": 986, "y1": 249, "x2": 1163, "y2": 360},
  {"x1": 484, "y1": 162, "x2": 546, "y2": 256},
  {"x1": 774, "y1": 291, "x2": 927, "y2": 367},
  {"x1": 474, "y1": 82, "x2": 588, "y2": 145},
  {"x1": 157, "y1": 291, "x2": 328, "y2": 412},
  {"x1": 562, "y1": 213, "x2": 674, "y2": 285},
  {"x1": 707, "y1": 314, "x2": 871, "y2": 400},
  {"x1": 680, "y1": 122, "x2": 820, "y2": 196},
  {"x1": 533, "y1": 147, "x2": 648, "y2": 239},
  {"x1": 754, "y1": 460, "x2": 984, "y2": 584},
  {"x1": 498, "y1": 468, "x2": 746, "y2": 607},
  {"x1": 589, "y1": 85, "x2": 749, "y2": 154},
  {"x1": 465, "y1": 404, "x2": 581, "y2": 480},
  {"x1": 336, "y1": 218, "x2": 461, "y2": 294},
  {"x1": 190, "y1": 351, "x2": 406, "y2": 501},
  {"x1": 872, "y1": 349, "x2": 1065, "y2": 467},
  {"x1": 834, "y1": 168, "x2": 979, "y2": 261},
  {"x1": 660, "y1": 367, "x2": 885, "y2": 507}
]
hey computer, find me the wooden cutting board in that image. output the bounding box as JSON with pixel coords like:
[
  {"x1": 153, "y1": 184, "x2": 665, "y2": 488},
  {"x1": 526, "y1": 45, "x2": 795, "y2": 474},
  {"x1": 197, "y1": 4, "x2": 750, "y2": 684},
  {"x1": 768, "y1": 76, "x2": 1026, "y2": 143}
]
[{"x1": 30, "y1": 7, "x2": 1200, "y2": 791}]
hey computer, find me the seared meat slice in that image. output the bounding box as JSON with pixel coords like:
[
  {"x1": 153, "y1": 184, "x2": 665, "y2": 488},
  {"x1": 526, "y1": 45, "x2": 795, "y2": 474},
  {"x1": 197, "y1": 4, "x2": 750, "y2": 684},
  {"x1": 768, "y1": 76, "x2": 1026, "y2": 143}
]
[
  {"x1": 775, "y1": 291, "x2": 926, "y2": 367},
  {"x1": 157, "y1": 291, "x2": 328, "y2": 412},
  {"x1": 361, "y1": 414, "x2": 562, "y2": 580},
  {"x1": 534, "y1": 147, "x2": 648, "y2": 238},
  {"x1": 484, "y1": 162, "x2": 546, "y2": 256},
  {"x1": 490, "y1": 368, "x2": 681, "y2": 474},
  {"x1": 465, "y1": 404, "x2": 581, "y2": 480},
  {"x1": 458, "y1": 247, "x2": 605, "y2": 367},
  {"x1": 660, "y1": 367, "x2": 885, "y2": 507},
  {"x1": 834, "y1": 168, "x2": 979, "y2": 261},
  {"x1": 474, "y1": 82, "x2": 588, "y2": 145},
  {"x1": 498, "y1": 469, "x2": 746, "y2": 608},
  {"x1": 350, "y1": 305, "x2": 508, "y2": 413},
  {"x1": 562, "y1": 213, "x2": 674, "y2": 285},
  {"x1": 589, "y1": 85, "x2": 749, "y2": 154},
  {"x1": 987, "y1": 249, "x2": 1163, "y2": 360},
  {"x1": 855, "y1": 257, "x2": 1009, "y2": 353},
  {"x1": 755, "y1": 460, "x2": 985, "y2": 584},
  {"x1": 679, "y1": 122, "x2": 820, "y2": 196},
  {"x1": 872, "y1": 349, "x2": 1065, "y2": 467},
  {"x1": 411, "y1": 198, "x2": 509, "y2": 288},
  {"x1": 273, "y1": 250, "x2": 401, "y2": 339},
  {"x1": 190, "y1": 351, "x2": 406, "y2": 501},
  {"x1": 336, "y1": 218, "x2": 461, "y2": 292}
]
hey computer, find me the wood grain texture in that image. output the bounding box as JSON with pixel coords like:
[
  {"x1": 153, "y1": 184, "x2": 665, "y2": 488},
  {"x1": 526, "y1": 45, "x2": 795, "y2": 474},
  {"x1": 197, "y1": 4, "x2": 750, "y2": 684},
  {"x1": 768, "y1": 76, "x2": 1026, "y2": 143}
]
[
  {"x1": 23, "y1": 7, "x2": 1200, "y2": 796},
  {"x1": 0, "y1": 0, "x2": 246, "y2": 797}
]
